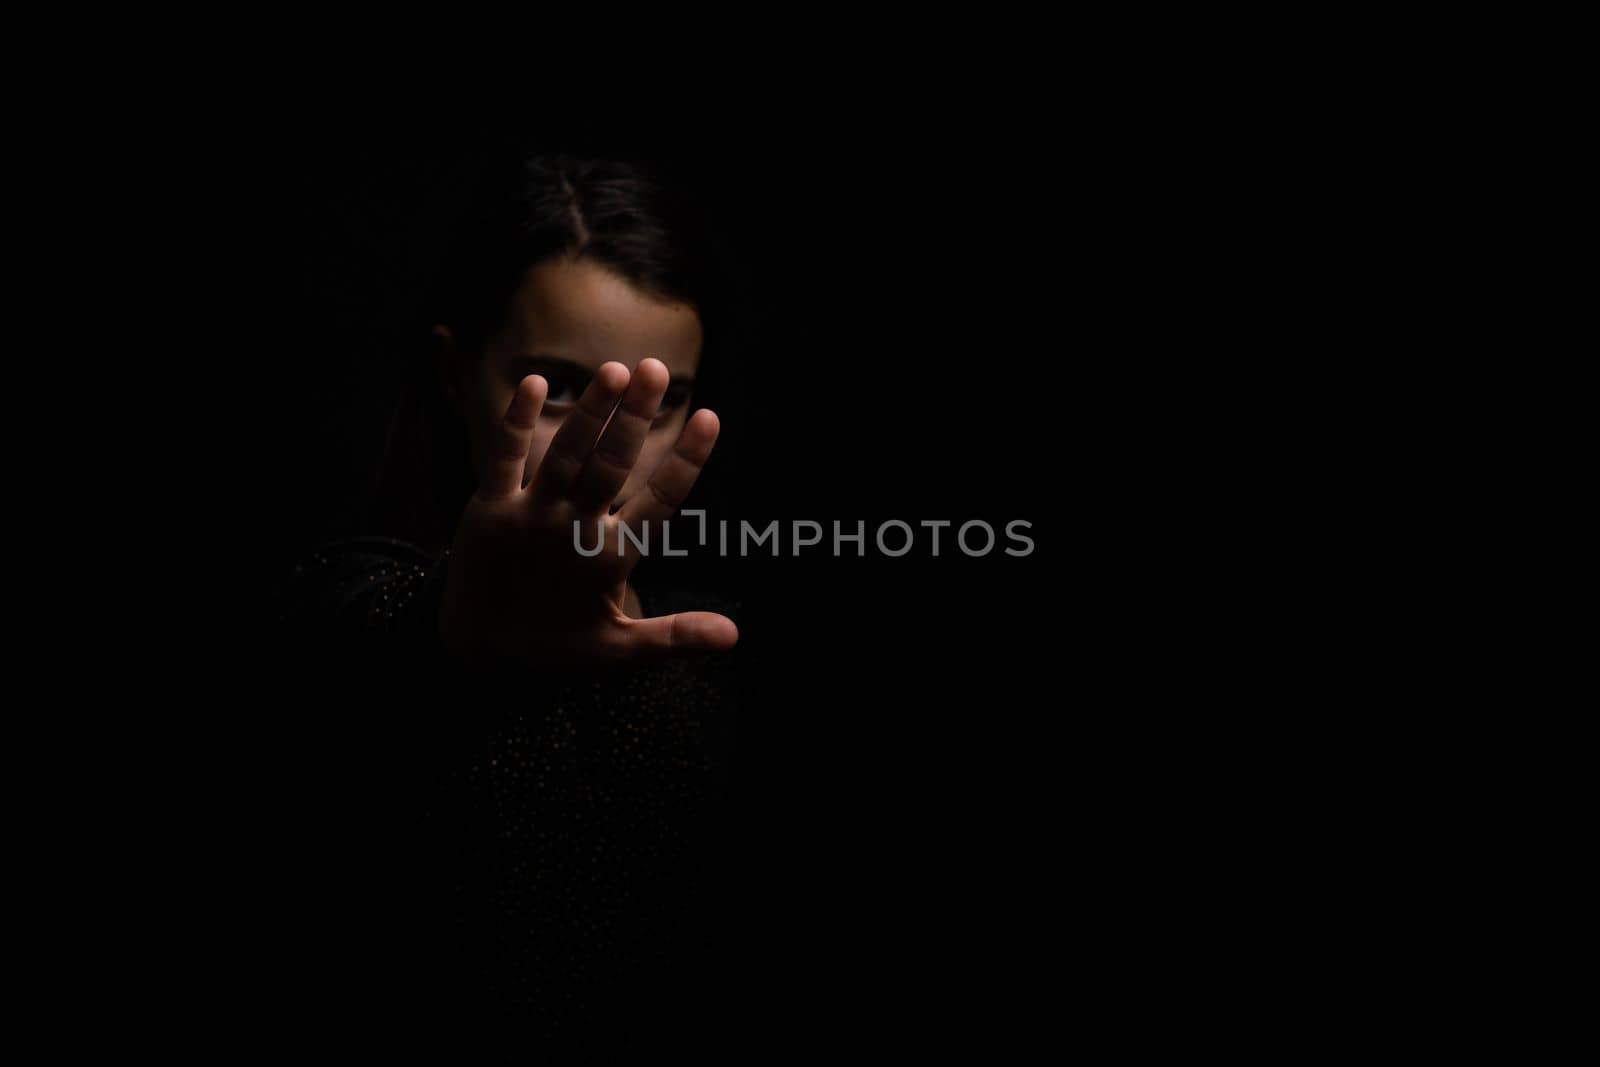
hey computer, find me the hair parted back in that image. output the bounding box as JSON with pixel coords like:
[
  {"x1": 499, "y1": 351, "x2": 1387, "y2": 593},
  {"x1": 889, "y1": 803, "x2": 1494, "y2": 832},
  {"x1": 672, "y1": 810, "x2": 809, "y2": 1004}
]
[{"x1": 436, "y1": 150, "x2": 716, "y2": 355}]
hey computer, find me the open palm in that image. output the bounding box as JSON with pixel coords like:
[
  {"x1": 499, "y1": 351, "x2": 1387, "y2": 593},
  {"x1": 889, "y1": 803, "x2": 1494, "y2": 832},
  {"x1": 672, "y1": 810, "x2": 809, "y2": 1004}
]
[{"x1": 437, "y1": 358, "x2": 736, "y2": 668}]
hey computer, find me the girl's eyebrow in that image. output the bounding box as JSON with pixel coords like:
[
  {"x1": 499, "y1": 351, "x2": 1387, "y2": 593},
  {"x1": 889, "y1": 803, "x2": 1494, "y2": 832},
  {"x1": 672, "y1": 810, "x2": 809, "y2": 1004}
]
[{"x1": 511, "y1": 352, "x2": 585, "y2": 369}]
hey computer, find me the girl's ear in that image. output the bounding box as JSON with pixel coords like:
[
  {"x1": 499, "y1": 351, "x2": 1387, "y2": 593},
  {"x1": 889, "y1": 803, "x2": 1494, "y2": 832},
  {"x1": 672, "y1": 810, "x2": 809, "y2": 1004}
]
[{"x1": 432, "y1": 324, "x2": 467, "y2": 416}]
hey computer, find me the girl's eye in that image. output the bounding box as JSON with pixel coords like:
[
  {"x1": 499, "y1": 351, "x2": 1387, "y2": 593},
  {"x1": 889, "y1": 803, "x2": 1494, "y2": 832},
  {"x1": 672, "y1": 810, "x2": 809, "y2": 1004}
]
[
  {"x1": 654, "y1": 383, "x2": 692, "y2": 422},
  {"x1": 521, "y1": 366, "x2": 590, "y2": 409},
  {"x1": 511, "y1": 363, "x2": 690, "y2": 419}
]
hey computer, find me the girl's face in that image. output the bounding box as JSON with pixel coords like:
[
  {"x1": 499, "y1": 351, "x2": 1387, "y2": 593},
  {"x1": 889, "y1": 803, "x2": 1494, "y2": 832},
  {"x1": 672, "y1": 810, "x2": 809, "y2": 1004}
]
[{"x1": 438, "y1": 255, "x2": 703, "y2": 512}]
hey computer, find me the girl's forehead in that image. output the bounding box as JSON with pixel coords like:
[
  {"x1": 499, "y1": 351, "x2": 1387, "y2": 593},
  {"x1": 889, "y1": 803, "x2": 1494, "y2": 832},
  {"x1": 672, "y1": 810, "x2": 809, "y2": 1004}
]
[{"x1": 497, "y1": 257, "x2": 701, "y2": 374}]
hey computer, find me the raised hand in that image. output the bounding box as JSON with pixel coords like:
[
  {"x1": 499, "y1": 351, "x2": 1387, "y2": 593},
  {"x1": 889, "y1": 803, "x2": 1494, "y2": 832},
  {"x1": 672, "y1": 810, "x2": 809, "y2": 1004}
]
[{"x1": 437, "y1": 358, "x2": 737, "y2": 668}]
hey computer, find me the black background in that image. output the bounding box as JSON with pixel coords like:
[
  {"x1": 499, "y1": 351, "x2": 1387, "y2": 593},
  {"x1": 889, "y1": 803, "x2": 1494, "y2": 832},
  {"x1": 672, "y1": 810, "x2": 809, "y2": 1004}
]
[{"x1": 7, "y1": 34, "x2": 1224, "y2": 1055}]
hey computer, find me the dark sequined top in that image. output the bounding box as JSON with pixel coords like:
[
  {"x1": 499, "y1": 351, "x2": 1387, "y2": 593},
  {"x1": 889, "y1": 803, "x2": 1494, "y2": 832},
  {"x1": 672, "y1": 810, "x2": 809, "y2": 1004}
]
[{"x1": 267, "y1": 536, "x2": 745, "y2": 1057}]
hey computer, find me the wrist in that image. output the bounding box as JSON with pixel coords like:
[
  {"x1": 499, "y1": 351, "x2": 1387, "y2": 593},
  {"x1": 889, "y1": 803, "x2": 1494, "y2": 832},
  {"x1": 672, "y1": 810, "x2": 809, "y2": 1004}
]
[{"x1": 434, "y1": 549, "x2": 490, "y2": 668}]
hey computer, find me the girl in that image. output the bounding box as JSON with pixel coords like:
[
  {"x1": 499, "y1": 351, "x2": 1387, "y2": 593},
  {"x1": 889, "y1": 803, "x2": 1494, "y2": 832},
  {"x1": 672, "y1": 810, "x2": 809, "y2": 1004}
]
[{"x1": 271, "y1": 149, "x2": 748, "y2": 1057}]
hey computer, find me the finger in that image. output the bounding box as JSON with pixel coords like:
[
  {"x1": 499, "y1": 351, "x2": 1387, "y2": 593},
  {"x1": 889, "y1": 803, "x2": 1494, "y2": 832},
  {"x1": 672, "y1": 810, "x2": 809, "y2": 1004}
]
[
  {"x1": 526, "y1": 361, "x2": 630, "y2": 511},
  {"x1": 482, "y1": 374, "x2": 547, "y2": 499},
  {"x1": 569, "y1": 358, "x2": 670, "y2": 516},
  {"x1": 616, "y1": 408, "x2": 720, "y2": 553},
  {"x1": 606, "y1": 611, "x2": 739, "y2": 659}
]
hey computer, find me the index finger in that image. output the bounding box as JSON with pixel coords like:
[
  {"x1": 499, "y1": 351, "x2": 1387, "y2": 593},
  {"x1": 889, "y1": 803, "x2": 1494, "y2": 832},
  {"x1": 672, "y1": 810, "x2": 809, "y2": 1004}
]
[{"x1": 525, "y1": 361, "x2": 630, "y2": 512}]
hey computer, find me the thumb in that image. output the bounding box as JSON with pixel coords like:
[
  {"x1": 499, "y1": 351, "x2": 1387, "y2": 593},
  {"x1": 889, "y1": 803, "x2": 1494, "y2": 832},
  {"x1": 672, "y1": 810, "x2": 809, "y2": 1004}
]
[{"x1": 613, "y1": 611, "x2": 739, "y2": 659}]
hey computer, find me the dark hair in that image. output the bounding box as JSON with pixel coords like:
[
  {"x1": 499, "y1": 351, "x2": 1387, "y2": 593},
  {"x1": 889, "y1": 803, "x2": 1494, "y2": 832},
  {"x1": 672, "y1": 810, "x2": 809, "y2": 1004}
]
[{"x1": 368, "y1": 149, "x2": 728, "y2": 555}]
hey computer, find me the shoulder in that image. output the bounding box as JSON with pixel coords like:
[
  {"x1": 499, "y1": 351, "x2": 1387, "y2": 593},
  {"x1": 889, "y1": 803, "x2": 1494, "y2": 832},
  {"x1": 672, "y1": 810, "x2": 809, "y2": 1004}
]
[
  {"x1": 289, "y1": 536, "x2": 439, "y2": 575},
  {"x1": 274, "y1": 535, "x2": 446, "y2": 639},
  {"x1": 282, "y1": 536, "x2": 440, "y2": 591}
]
